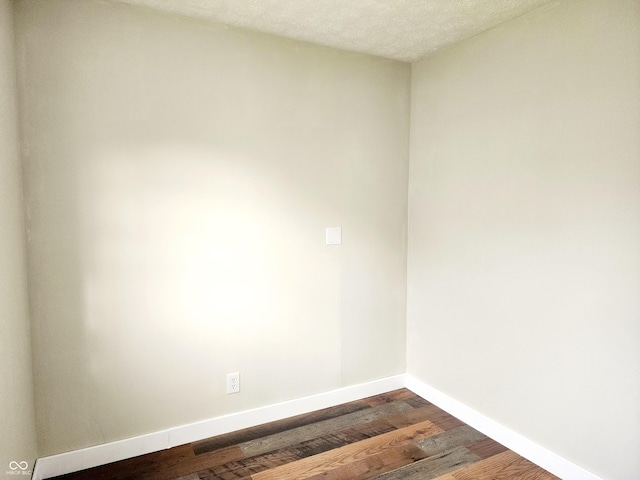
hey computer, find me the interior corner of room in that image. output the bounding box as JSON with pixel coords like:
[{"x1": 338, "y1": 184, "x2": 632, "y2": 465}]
[{"x1": 0, "y1": 0, "x2": 638, "y2": 479}]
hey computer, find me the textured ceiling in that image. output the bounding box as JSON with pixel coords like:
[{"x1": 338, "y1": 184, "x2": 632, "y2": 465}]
[{"x1": 112, "y1": 0, "x2": 554, "y2": 62}]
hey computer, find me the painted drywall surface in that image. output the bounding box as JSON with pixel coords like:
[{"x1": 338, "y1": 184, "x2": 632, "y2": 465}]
[
  {"x1": 407, "y1": 0, "x2": 640, "y2": 479},
  {"x1": 15, "y1": 0, "x2": 409, "y2": 455},
  {"x1": 0, "y1": 0, "x2": 38, "y2": 475}
]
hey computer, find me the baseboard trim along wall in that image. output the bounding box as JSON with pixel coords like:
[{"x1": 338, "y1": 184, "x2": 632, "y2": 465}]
[
  {"x1": 32, "y1": 374, "x2": 602, "y2": 480},
  {"x1": 404, "y1": 375, "x2": 603, "y2": 480},
  {"x1": 31, "y1": 375, "x2": 406, "y2": 480}
]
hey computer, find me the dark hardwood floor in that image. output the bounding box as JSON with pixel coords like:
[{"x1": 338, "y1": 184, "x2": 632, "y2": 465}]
[{"x1": 49, "y1": 389, "x2": 558, "y2": 480}]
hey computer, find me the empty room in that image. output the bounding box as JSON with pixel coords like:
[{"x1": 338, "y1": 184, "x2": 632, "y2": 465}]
[{"x1": 0, "y1": 0, "x2": 638, "y2": 479}]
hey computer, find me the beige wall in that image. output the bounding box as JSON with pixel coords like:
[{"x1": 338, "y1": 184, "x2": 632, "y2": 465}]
[
  {"x1": 407, "y1": 0, "x2": 640, "y2": 479},
  {"x1": 0, "y1": 0, "x2": 38, "y2": 474},
  {"x1": 15, "y1": 0, "x2": 409, "y2": 456}
]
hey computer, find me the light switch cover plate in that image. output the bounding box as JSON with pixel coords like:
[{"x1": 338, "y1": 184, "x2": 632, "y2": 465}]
[{"x1": 325, "y1": 227, "x2": 342, "y2": 245}]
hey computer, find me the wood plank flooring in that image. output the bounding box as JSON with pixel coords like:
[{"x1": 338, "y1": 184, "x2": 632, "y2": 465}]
[{"x1": 49, "y1": 389, "x2": 558, "y2": 480}]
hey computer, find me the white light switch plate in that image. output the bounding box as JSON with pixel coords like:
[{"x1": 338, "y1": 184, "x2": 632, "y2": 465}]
[{"x1": 325, "y1": 227, "x2": 342, "y2": 245}]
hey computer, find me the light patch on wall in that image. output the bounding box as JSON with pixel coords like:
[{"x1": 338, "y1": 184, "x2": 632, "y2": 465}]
[
  {"x1": 81, "y1": 143, "x2": 304, "y2": 332},
  {"x1": 79, "y1": 142, "x2": 341, "y2": 432}
]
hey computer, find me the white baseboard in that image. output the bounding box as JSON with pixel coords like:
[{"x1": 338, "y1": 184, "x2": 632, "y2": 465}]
[
  {"x1": 32, "y1": 374, "x2": 602, "y2": 480},
  {"x1": 31, "y1": 375, "x2": 405, "y2": 480},
  {"x1": 404, "y1": 375, "x2": 602, "y2": 480}
]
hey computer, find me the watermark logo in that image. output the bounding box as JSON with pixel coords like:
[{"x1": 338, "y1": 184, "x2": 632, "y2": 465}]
[{"x1": 6, "y1": 461, "x2": 30, "y2": 476}]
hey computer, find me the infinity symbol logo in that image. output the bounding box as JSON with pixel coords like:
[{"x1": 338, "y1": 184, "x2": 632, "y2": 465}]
[{"x1": 9, "y1": 461, "x2": 28, "y2": 471}]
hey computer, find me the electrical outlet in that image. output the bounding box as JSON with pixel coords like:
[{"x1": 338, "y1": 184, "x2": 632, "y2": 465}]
[{"x1": 226, "y1": 372, "x2": 240, "y2": 394}]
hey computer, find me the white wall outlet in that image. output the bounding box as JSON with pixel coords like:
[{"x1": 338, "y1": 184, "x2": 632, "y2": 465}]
[{"x1": 226, "y1": 372, "x2": 240, "y2": 394}]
